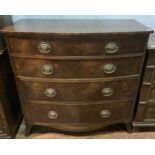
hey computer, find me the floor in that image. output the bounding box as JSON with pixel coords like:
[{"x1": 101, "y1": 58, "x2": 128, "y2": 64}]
[{"x1": 16, "y1": 120, "x2": 155, "y2": 139}]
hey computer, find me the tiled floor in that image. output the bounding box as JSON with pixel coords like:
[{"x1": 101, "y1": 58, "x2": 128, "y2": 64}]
[{"x1": 16, "y1": 120, "x2": 155, "y2": 139}]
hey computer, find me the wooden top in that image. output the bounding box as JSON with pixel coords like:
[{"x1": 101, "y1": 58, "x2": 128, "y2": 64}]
[
  {"x1": 0, "y1": 19, "x2": 153, "y2": 36},
  {"x1": 148, "y1": 33, "x2": 155, "y2": 50}
]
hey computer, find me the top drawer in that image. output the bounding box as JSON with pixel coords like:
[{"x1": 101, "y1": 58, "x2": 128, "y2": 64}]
[{"x1": 8, "y1": 36, "x2": 147, "y2": 56}]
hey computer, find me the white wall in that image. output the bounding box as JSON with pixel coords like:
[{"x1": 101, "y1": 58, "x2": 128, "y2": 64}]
[{"x1": 12, "y1": 15, "x2": 155, "y2": 31}]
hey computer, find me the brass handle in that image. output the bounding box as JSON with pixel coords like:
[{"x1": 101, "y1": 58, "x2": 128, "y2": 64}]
[
  {"x1": 103, "y1": 64, "x2": 116, "y2": 74},
  {"x1": 105, "y1": 42, "x2": 119, "y2": 54},
  {"x1": 101, "y1": 88, "x2": 113, "y2": 96},
  {"x1": 37, "y1": 42, "x2": 52, "y2": 53},
  {"x1": 44, "y1": 88, "x2": 56, "y2": 97},
  {"x1": 41, "y1": 64, "x2": 54, "y2": 75},
  {"x1": 48, "y1": 111, "x2": 58, "y2": 119},
  {"x1": 100, "y1": 110, "x2": 111, "y2": 118}
]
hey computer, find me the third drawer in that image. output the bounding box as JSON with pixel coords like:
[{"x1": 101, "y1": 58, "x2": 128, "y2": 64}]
[{"x1": 18, "y1": 78, "x2": 139, "y2": 102}]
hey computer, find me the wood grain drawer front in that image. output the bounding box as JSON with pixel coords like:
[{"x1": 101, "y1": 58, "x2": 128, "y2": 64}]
[
  {"x1": 139, "y1": 85, "x2": 155, "y2": 102},
  {"x1": 135, "y1": 104, "x2": 155, "y2": 122},
  {"x1": 8, "y1": 37, "x2": 147, "y2": 56},
  {"x1": 24, "y1": 101, "x2": 132, "y2": 123},
  {"x1": 13, "y1": 57, "x2": 142, "y2": 78},
  {"x1": 19, "y1": 78, "x2": 138, "y2": 102}
]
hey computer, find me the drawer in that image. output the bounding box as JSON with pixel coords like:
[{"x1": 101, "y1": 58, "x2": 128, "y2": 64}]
[
  {"x1": 139, "y1": 85, "x2": 155, "y2": 101},
  {"x1": 24, "y1": 100, "x2": 132, "y2": 123},
  {"x1": 8, "y1": 37, "x2": 147, "y2": 56},
  {"x1": 19, "y1": 78, "x2": 139, "y2": 102},
  {"x1": 135, "y1": 104, "x2": 155, "y2": 122},
  {"x1": 13, "y1": 57, "x2": 142, "y2": 78}
]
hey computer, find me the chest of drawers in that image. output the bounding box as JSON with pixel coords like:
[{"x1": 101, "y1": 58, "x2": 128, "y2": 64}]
[
  {"x1": 1, "y1": 19, "x2": 152, "y2": 135},
  {"x1": 133, "y1": 34, "x2": 155, "y2": 131}
]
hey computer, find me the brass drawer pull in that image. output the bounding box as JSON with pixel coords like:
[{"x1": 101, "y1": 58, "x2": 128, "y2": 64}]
[
  {"x1": 44, "y1": 88, "x2": 56, "y2": 97},
  {"x1": 105, "y1": 42, "x2": 119, "y2": 54},
  {"x1": 48, "y1": 111, "x2": 58, "y2": 119},
  {"x1": 37, "y1": 42, "x2": 52, "y2": 53},
  {"x1": 101, "y1": 88, "x2": 113, "y2": 96},
  {"x1": 103, "y1": 64, "x2": 116, "y2": 74},
  {"x1": 41, "y1": 64, "x2": 54, "y2": 75},
  {"x1": 100, "y1": 110, "x2": 111, "y2": 118}
]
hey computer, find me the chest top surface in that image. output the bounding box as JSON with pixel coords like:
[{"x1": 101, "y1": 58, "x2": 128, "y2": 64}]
[{"x1": 0, "y1": 19, "x2": 153, "y2": 36}]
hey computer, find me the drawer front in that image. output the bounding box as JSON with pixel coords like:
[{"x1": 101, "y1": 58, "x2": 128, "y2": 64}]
[
  {"x1": 135, "y1": 104, "x2": 155, "y2": 122},
  {"x1": 139, "y1": 85, "x2": 155, "y2": 102},
  {"x1": 19, "y1": 78, "x2": 139, "y2": 102},
  {"x1": 13, "y1": 57, "x2": 142, "y2": 78},
  {"x1": 24, "y1": 101, "x2": 132, "y2": 123},
  {"x1": 8, "y1": 37, "x2": 147, "y2": 56}
]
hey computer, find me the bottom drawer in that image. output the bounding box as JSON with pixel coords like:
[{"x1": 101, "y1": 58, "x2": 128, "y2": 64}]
[
  {"x1": 24, "y1": 100, "x2": 132, "y2": 124},
  {"x1": 135, "y1": 104, "x2": 155, "y2": 122}
]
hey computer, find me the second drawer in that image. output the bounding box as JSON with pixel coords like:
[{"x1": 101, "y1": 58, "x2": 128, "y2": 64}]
[
  {"x1": 13, "y1": 57, "x2": 142, "y2": 78},
  {"x1": 19, "y1": 78, "x2": 139, "y2": 102}
]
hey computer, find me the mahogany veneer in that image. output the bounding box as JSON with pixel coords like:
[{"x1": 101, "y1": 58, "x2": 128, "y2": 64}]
[{"x1": 1, "y1": 19, "x2": 153, "y2": 135}]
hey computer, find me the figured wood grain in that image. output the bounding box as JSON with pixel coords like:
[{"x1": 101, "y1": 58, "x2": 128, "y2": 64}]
[
  {"x1": 2, "y1": 19, "x2": 152, "y2": 134},
  {"x1": 24, "y1": 100, "x2": 132, "y2": 124},
  {"x1": 18, "y1": 78, "x2": 139, "y2": 102},
  {"x1": 8, "y1": 36, "x2": 147, "y2": 56},
  {"x1": 13, "y1": 56, "x2": 142, "y2": 78}
]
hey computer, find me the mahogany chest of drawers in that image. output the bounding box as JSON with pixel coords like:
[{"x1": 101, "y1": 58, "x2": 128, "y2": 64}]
[
  {"x1": 0, "y1": 16, "x2": 22, "y2": 138},
  {"x1": 1, "y1": 19, "x2": 152, "y2": 135},
  {"x1": 133, "y1": 34, "x2": 155, "y2": 131}
]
